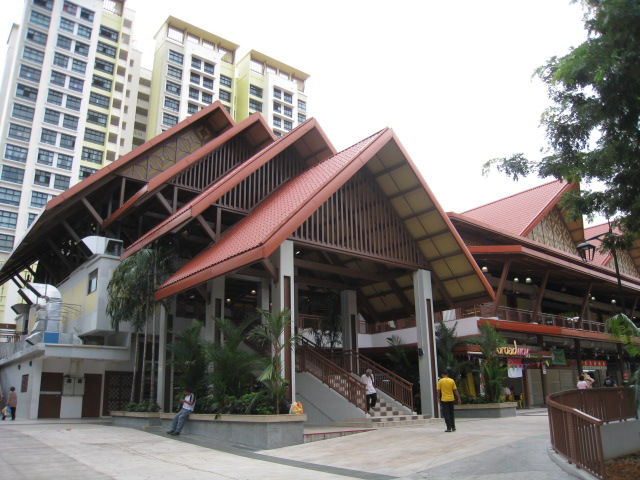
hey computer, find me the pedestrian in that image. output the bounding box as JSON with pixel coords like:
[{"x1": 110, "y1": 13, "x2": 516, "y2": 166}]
[
  {"x1": 2, "y1": 386, "x2": 17, "y2": 420},
  {"x1": 577, "y1": 374, "x2": 589, "y2": 389},
  {"x1": 583, "y1": 372, "x2": 595, "y2": 388},
  {"x1": 361, "y1": 368, "x2": 377, "y2": 417},
  {"x1": 167, "y1": 387, "x2": 195, "y2": 436},
  {"x1": 437, "y1": 370, "x2": 461, "y2": 432},
  {"x1": 603, "y1": 372, "x2": 617, "y2": 387}
]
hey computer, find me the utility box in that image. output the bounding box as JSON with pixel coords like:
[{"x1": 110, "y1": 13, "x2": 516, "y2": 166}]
[
  {"x1": 74, "y1": 377, "x2": 85, "y2": 395},
  {"x1": 62, "y1": 376, "x2": 85, "y2": 395}
]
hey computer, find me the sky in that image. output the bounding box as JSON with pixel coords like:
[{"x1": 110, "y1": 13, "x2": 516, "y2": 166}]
[{"x1": 0, "y1": 0, "x2": 591, "y2": 217}]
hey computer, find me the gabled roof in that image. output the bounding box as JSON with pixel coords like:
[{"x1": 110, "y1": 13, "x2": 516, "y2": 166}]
[
  {"x1": 122, "y1": 118, "x2": 336, "y2": 259},
  {"x1": 155, "y1": 128, "x2": 494, "y2": 304},
  {"x1": 461, "y1": 180, "x2": 582, "y2": 239},
  {"x1": 584, "y1": 223, "x2": 612, "y2": 267}
]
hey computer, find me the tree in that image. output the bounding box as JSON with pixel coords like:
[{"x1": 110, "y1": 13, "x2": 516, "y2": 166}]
[
  {"x1": 435, "y1": 320, "x2": 469, "y2": 384},
  {"x1": 167, "y1": 322, "x2": 209, "y2": 406},
  {"x1": 606, "y1": 313, "x2": 640, "y2": 408},
  {"x1": 466, "y1": 323, "x2": 508, "y2": 403},
  {"x1": 483, "y1": 0, "x2": 640, "y2": 236},
  {"x1": 247, "y1": 308, "x2": 300, "y2": 414}
]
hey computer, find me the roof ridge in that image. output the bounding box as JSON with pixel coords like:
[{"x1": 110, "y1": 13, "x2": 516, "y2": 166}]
[{"x1": 461, "y1": 179, "x2": 565, "y2": 215}]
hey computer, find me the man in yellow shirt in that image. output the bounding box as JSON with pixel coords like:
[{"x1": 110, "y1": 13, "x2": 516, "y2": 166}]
[{"x1": 437, "y1": 370, "x2": 461, "y2": 432}]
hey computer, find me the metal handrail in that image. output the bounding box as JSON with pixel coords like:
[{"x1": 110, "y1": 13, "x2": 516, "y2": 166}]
[
  {"x1": 547, "y1": 387, "x2": 636, "y2": 480},
  {"x1": 330, "y1": 349, "x2": 414, "y2": 411},
  {"x1": 296, "y1": 340, "x2": 366, "y2": 412}
]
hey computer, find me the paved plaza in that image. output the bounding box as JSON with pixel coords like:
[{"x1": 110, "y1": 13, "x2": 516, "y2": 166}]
[{"x1": 0, "y1": 410, "x2": 582, "y2": 479}]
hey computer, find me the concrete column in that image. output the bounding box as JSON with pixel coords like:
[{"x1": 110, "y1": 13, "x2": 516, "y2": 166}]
[
  {"x1": 259, "y1": 278, "x2": 270, "y2": 319},
  {"x1": 270, "y1": 240, "x2": 296, "y2": 402},
  {"x1": 413, "y1": 269, "x2": 438, "y2": 417},
  {"x1": 207, "y1": 276, "x2": 225, "y2": 344},
  {"x1": 341, "y1": 290, "x2": 357, "y2": 352},
  {"x1": 156, "y1": 303, "x2": 167, "y2": 408}
]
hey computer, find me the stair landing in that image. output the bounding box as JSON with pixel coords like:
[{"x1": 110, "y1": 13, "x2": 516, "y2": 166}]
[{"x1": 333, "y1": 397, "x2": 441, "y2": 428}]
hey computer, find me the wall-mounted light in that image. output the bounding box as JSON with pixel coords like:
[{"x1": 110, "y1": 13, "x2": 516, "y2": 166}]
[
  {"x1": 250, "y1": 290, "x2": 256, "y2": 295},
  {"x1": 513, "y1": 277, "x2": 520, "y2": 283},
  {"x1": 418, "y1": 348, "x2": 424, "y2": 357},
  {"x1": 481, "y1": 266, "x2": 489, "y2": 273},
  {"x1": 611, "y1": 299, "x2": 617, "y2": 305},
  {"x1": 525, "y1": 277, "x2": 532, "y2": 284},
  {"x1": 225, "y1": 298, "x2": 231, "y2": 303},
  {"x1": 591, "y1": 296, "x2": 596, "y2": 301}
]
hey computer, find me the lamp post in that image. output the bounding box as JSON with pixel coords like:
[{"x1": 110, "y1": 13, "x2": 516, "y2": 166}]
[{"x1": 576, "y1": 222, "x2": 626, "y2": 314}]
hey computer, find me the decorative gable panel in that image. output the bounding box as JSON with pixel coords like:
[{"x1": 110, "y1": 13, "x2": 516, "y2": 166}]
[
  {"x1": 610, "y1": 250, "x2": 640, "y2": 278},
  {"x1": 527, "y1": 207, "x2": 576, "y2": 254}
]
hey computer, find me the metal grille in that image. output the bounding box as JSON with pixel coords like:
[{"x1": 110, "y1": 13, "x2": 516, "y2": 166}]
[
  {"x1": 293, "y1": 169, "x2": 428, "y2": 268},
  {"x1": 103, "y1": 371, "x2": 133, "y2": 416}
]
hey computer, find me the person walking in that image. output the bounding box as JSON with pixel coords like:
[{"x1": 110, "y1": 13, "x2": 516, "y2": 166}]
[
  {"x1": 437, "y1": 370, "x2": 461, "y2": 432},
  {"x1": 2, "y1": 386, "x2": 17, "y2": 420},
  {"x1": 577, "y1": 374, "x2": 589, "y2": 389},
  {"x1": 361, "y1": 369, "x2": 377, "y2": 417},
  {"x1": 167, "y1": 387, "x2": 195, "y2": 436},
  {"x1": 603, "y1": 372, "x2": 617, "y2": 387}
]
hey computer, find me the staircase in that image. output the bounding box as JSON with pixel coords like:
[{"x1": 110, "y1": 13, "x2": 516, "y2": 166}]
[{"x1": 333, "y1": 396, "x2": 439, "y2": 428}]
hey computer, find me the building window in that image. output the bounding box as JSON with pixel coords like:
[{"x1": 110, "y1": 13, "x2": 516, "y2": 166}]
[
  {"x1": 77, "y1": 24, "x2": 92, "y2": 39},
  {"x1": 190, "y1": 72, "x2": 200, "y2": 85},
  {"x1": 188, "y1": 88, "x2": 198, "y2": 100},
  {"x1": 203, "y1": 77, "x2": 213, "y2": 90},
  {"x1": 168, "y1": 50, "x2": 184, "y2": 65},
  {"x1": 284, "y1": 92, "x2": 293, "y2": 104},
  {"x1": 34, "y1": 169, "x2": 51, "y2": 186},
  {"x1": 37, "y1": 149, "x2": 54, "y2": 165},
  {"x1": 273, "y1": 116, "x2": 281, "y2": 128},
  {"x1": 79, "y1": 7, "x2": 94, "y2": 22},
  {"x1": 26, "y1": 28, "x2": 48, "y2": 46},
  {"x1": 50, "y1": 71, "x2": 66, "y2": 87},
  {"x1": 250, "y1": 84, "x2": 263, "y2": 98},
  {"x1": 62, "y1": 114, "x2": 79, "y2": 130},
  {"x1": 191, "y1": 57, "x2": 201, "y2": 69},
  {"x1": 298, "y1": 99, "x2": 307, "y2": 111},
  {"x1": 16, "y1": 84, "x2": 38, "y2": 101},
  {"x1": 0, "y1": 210, "x2": 18, "y2": 229},
  {"x1": 29, "y1": 10, "x2": 50, "y2": 28},
  {"x1": 81, "y1": 146, "x2": 102, "y2": 164},
  {"x1": 249, "y1": 99, "x2": 262, "y2": 112},
  {"x1": 21, "y1": 374, "x2": 29, "y2": 392},
  {"x1": 63, "y1": 1, "x2": 78, "y2": 15},
  {"x1": 165, "y1": 81, "x2": 181, "y2": 95},
  {"x1": 89, "y1": 92, "x2": 109, "y2": 108},
  {"x1": 79, "y1": 166, "x2": 97, "y2": 180},
  {"x1": 1, "y1": 166, "x2": 25, "y2": 184},
  {"x1": 0, "y1": 188, "x2": 21, "y2": 206},
  {"x1": 87, "y1": 269, "x2": 98, "y2": 293},
  {"x1": 219, "y1": 89, "x2": 231, "y2": 102},
  {"x1": 56, "y1": 34, "x2": 72, "y2": 50},
  {"x1": 65, "y1": 95, "x2": 82, "y2": 111},
  {"x1": 284, "y1": 120, "x2": 293, "y2": 131},
  {"x1": 71, "y1": 58, "x2": 87, "y2": 74},
  {"x1": 12, "y1": 103, "x2": 35, "y2": 121},
  {"x1": 167, "y1": 65, "x2": 182, "y2": 80},
  {"x1": 53, "y1": 174, "x2": 71, "y2": 191},
  {"x1": 187, "y1": 103, "x2": 198, "y2": 115},
  {"x1": 220, "y1": 75, "x2": 232, "y2": 88},
  {"x1": 92, "y1": 75, "x2": 112, "y2": 91},
  {"x1": 250, "y1": 59, "x2": 263, "y2": 74},
  {"x1": 284, "y1": 106, "x2": 292, "y2": 118},
  {"x1": 162, "y1": 113, "x2": 178, "y2": 127},
  {"x1": 40, "y1": 128, "x2": 57, "y2": 145},
  {"x1": 57, "y1": 154, "x2": 73, "y2": 170},
  {"x1": 5, "y1": 144, "x2": 28, "y2": 163},
  {"x1": 68, "y1": 76, "x2": 84, "y2": 92},
  {"x1": 8, "y1": 123, "x2": 32, "y2": 142},
  {"x1": 23, "y1": 46, "x2": 44, "y2": 64},
  {"x1": 204, "y1": 62, "x2": 214, "y2": 75},
  {"x1": 74, "y1": 41, "x2": 89, "y2": 56},
  {"x1": 43, "y1": 108, "x2": 61, "y2": 125},
  {"x1": 86, "y1": 110, "x2": 107, "y2": 127},
  {"x1": 19, "y1": 64, "x2": 41, "y2": 82},
  {"x1": 94, "y1": 59, "x2": 114, "y2": 75},
  {"x1": 27, "y1": 213, "x2": 37, "y2": 227},
  {"x1": 99, "y1": 25, "x2": 118, "y2": 41},
  {"x1": 60, "y1": 17, "x2": 75, "y2": 33},
  {"x1": 167, "y1": 25, "x2": 184, "y2": 43},
  {"x1": 84, "y1": 128, "x2": 105, "y2": 145},
  {"x1": 97, "y1": 41, "x2": 116, "y2": 58},
  {"x1": 273, "y1": 88, "x2": 281, "y2": 99},
  {"x1": 0, "y1": 234, "x2": 14, "y2": 252},
  {"x1": 59, "y1": 133, "x2": 76, "y2": 150},
  {"x1": 164, "y1": 97, "x2": 179, "y2": 112},
  {"x1": 53, "y1": 52, "x2": 69, "y2": 68},
  {"x1": 201, "y1": 93, "x2": 212, "y2": 104},
  {"x1": 33, "y1": 0, "x2": 54, "y2": 10},
  {"x1": 298, "y1": 113, "x2": 307, "y2": 123},
  {"x1": 30, "y1": 191, "x2": 49, "y2": 208},
  {"x1": 47, "y1": 89, "x2": 62, "y2": 106}
]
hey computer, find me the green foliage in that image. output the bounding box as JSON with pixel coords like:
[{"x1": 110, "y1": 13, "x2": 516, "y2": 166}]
[
  {"x1": 219, "y1": 392, "x2": 275, "y2": 415},
  {"x1": 167, "y1": 322, "x2": 209, "y2": 403},
  {"x1": 466, "y1": 323, "x2": 508, "y2": 403},
  {"x1": 124, "y1": 401, "x2": 160, "y2": 412},
  {"x1": 310, "y1": 292, "x2": 342, "y2": 351},
  {"x1": 247, "y1": 308, "x2": 300, "y2": 414},
  {"x1": 435, "y1": 320, "x2": 470, "y2": 383},
  {"x1": 203, "y1": 316, "x2": 264, "y2": 405},
  {"x1": 483, "y1": 0, "x2": 640, "y2": 235},
  {"x1": 385, "y1": 335, "x2": 419, "y2": 384},
  {"x1": 606, "y1": 313, "x2": 640, "y2": 408}
]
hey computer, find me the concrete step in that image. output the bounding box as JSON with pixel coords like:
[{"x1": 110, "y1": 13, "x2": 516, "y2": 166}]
[
  {"x1": 303, "y1": 428, "x2": 373, "y2": 443},
  {"x1": 333, "y1": 417, "x2": 441, "y2": 428}
]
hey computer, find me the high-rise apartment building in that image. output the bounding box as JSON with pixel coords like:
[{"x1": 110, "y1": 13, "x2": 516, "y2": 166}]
[{"x1": 0, "y1": 0, "x2": 142, "y2": 321}]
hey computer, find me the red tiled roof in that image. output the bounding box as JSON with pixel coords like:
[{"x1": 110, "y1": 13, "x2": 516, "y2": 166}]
[
  {"x1": 155, "y1": 130, "x2": 387, "y2": 299},
  {"x1": 584, "y1": 222, "x2": 615, "y2": 266},
  {"x1": 461, "y1": 180, "x2": 571, "y2": 236},
  {"x1": 122, "y1": 118, "x2": 335, "y2": 259}
]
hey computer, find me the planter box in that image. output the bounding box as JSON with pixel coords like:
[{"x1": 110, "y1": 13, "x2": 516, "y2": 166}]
[
  {"x1": 455, "y1": 402, "x2": 517, "y2": 418},
  {"x1": 111, "y1": 411, "x2": 306, "y2": 449}
]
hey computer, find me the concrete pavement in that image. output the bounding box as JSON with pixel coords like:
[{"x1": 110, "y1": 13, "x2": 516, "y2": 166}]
[{"x1": 0, "y1": 410, "x2": 582, "y2": 479}]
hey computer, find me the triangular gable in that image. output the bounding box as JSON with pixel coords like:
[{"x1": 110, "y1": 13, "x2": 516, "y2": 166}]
[
  {"x1": 585, "y1": 223, "x2": 640, "y2": 278},
  {"x1": 526, "y1": 206, "x2": 578, "y2": 255}
]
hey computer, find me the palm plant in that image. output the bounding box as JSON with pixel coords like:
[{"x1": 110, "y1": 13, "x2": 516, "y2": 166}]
[
  {"x1": 247, "y1": 308, "x2": 300, "y2": 413},
  {"x1": 467, "y1": 323, "x2": 508, "y2": 403},
  {"x1": 606, "y1": 313, "x2": 640, "y2": 408},
  {"x1": 435, "y1": 320, "x2": 470, "y2": 383},
  {"x1": 167, "y1": 322, "x2": 209, "y2": 405},
  {"x1": 203, "y1": 316, "x2": 264, "y2": 407}
]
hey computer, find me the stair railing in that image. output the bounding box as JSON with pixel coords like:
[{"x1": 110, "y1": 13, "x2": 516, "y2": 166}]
[
  {"x1": 330, "y1": 349, "x2": 414, "y2": 411},
  {"x1": 297, "y1": 338, "x2": 366, "y2": 412}
]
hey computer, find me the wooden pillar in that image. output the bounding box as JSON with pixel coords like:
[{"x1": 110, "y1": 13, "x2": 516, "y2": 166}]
[
  {"x1": 492, "y1": 260, "x2": 512, "y2": 316},
  {"x1": 530, "y1": 270, "x2": 549, "y2": 323}
]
